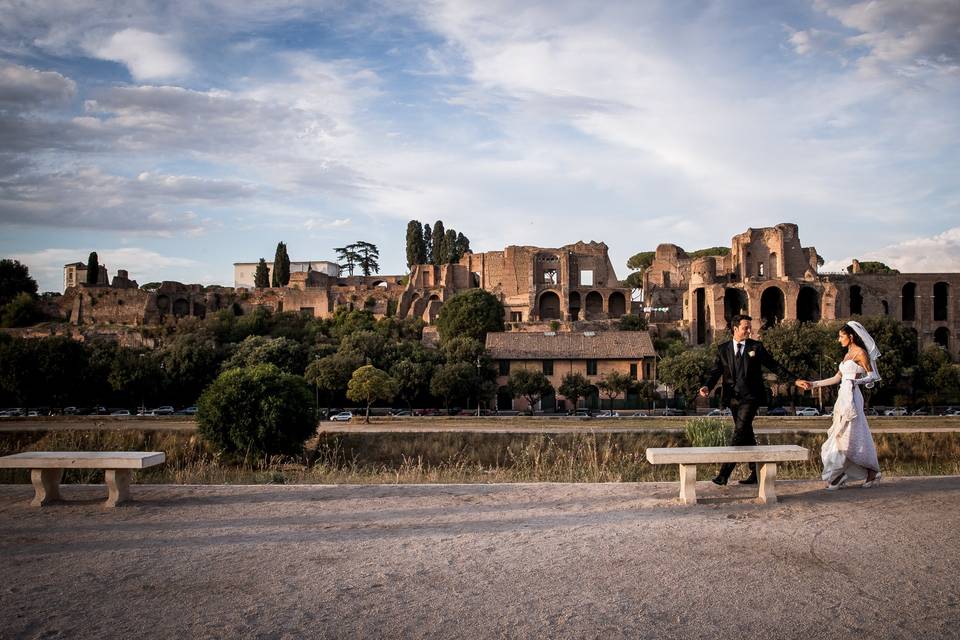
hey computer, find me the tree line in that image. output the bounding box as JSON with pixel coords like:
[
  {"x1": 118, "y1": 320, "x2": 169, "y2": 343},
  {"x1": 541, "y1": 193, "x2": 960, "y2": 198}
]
[{"x1": 406, "y1": 220, "x2": 471, "y2": 268}]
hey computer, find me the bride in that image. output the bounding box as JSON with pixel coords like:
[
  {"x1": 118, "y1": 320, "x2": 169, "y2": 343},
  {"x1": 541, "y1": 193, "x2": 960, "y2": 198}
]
[{"x1": 798, "y1": 322, "x2": 882, "y2": 489}]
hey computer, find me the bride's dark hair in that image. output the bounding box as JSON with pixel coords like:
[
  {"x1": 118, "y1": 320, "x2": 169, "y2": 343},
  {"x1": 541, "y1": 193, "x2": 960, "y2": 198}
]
[{"x1": 840, "y1": 324, "x2": 867, "y2": 350}]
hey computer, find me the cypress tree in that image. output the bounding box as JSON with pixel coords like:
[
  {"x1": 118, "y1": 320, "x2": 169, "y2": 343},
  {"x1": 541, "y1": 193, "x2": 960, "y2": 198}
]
[
  {"x1": 272, "y1": 242, "x2": 290, "y2": 287},
  {"x1": 423, "y1": 223, "x2": 433, "y2": 264},
  {"x1": 456, "y1": 232, "x2": 470, "y2": 256},
  {"x1": 85, "y1": 252, "x2": 99, "y2": 285},
  {"x1": 444, "y1": 229, "x2": 458, "y2": 263},
  {"x1": 405, "y1": 220, "x2": 426, "y2": 268},
  {"x1": 254, "y1": 258, "x2": 270, "y2": 288},
  {"x1": 431, "y1": 221, "x2": 445, "y2": 265}
]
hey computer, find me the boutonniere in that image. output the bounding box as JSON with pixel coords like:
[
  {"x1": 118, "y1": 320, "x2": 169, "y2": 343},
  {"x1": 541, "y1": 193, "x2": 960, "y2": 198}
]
[{"x1": 748, "y1": 350, "x2": 756, "y2": 358}]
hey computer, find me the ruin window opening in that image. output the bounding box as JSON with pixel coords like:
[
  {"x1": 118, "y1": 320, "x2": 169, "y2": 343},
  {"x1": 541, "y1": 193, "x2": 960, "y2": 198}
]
[
  {"x1": 758, "y1": 262, "x2": 764, "y2": 277},
  {"x1": 760, "y1": 286, "x2": 785, "y2": 329},
  {"x1": 934, "y1": 282, "x2": 949, "y2": 321},
  {"x1": 608, "y1": 292, "x2": 626, "y2": 318},
  {"x1": 542, "y1": 269, "x2": 558, "y2": 285},
  {"x1": 584, "y1": 291, "x2": 603, "y2": 319},
  {"x1": 850, "y1": 286, "x2": 863, "y2": 316},
  {"x1": 510, "y1": 311, "x2": 522, "y2": 322},
  {"x1": 538, "y1": 291, "x2": 561, "y2": 320},
  {"x1": 695, "y1": 288, "x2": 706, "y2": 345},
  {"x1": 580, "y1": 270, "x2": 593, "y2": 286},
  {"x1": 568, "y1": 292, "x2": 581, "y2": 321},
  {"x1": 796, "y1": 287, "x2": 820, "y2": 323},
  {"x1": 881, "y1": 300, "x2": 889, "y2": 316},
  {"x1": 934, "y1": 327, "x2": 950, "y2": 351},
  {"x1": 902, "y1": 283, "x2": 916, "y2": 321},
  {"x1": 723, "y1": 288, "x2": 748, "y2": 328}
]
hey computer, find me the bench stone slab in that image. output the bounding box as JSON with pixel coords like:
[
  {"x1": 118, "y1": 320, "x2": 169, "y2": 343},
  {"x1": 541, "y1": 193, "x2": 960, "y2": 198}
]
[
  {"x1": 645, "y1": 445, "x2": 808, "y2": 465},
  {"x1": 0, "y1": 451, "x2": 164, "y2": 507}
]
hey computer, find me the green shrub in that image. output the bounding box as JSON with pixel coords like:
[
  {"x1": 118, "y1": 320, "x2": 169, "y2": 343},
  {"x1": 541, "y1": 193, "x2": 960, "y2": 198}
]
[
  {"x1": 684, "y1": 417, "x2": 732, "y2": 447},
  {"x1": 196, "y1": 363, "x2": 315, "y2": 458}
]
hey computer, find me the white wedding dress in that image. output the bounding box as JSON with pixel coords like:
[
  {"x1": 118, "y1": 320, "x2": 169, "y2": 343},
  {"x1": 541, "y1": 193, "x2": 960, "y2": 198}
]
[{"x1": 817, "y1": 359, "x2": 881, "y2": 481}]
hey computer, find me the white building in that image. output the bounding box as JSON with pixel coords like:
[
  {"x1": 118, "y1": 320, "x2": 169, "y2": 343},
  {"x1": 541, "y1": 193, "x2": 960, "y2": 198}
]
[{"x1": 233, "y1": 261, "x2": 340, "y2": 288}]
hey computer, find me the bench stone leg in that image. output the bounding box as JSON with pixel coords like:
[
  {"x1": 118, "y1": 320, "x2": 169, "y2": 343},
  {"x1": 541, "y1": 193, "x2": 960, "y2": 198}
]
[
  {"x1": 759, "y1": 463, "x2": 777, "y2": 504},
  {"x1": 105, "y1": 469, "x2": 132, "y2": 507},
  {"x1": 679, "y1": 464, "x2": 697, "y2": 505},
  {"x1": 30, "y1": 468, "x2": 62, "y2": 506}
]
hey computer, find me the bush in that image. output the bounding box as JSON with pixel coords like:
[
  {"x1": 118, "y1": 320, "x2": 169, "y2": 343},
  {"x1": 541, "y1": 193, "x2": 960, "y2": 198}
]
[
  {"x1": 684, "y1": 417, "x2": 732, "y2": 447},
  {"x1": 196, "y1": 364, "x2": 315, "y2": 458}
]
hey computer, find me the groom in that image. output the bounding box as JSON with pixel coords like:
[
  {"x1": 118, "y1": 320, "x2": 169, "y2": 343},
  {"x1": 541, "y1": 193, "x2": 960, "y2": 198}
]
[{"x1": 698, "y1": 314, "x2": 799, "y2": 485}]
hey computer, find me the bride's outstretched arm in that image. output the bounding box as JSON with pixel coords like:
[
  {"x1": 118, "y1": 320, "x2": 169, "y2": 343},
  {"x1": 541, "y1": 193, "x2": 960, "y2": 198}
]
[{"x1": 808, "y1": 372, "x2": 842, "y2": 388}]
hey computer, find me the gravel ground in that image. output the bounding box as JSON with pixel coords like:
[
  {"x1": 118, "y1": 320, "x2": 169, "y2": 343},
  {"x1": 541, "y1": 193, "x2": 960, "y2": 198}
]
[{"x1": 1, "y1": 476, "x2": 959, "y2": 639}]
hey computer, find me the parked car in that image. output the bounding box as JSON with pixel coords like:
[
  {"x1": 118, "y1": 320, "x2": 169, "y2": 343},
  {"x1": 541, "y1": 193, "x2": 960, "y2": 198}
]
[
  {"x1": 910, "y1": 407, "x2": 931, "y2": 416},
  {"x1": 942, "y1": 407, "x2": 960, "y2": 416},
  {"x1": 795, "y1": 407, "x2": 820, "y2": 416},
  {"x1": 884, "y1": 408, "x2": 907, "y2": 416},
  {"x1": 575, "y1": 409, "x2": 593, "y2": 417},
  {"x1": 175, "y1": 406, "x2": 198, "y2": 415},
  {"x1": 330, "y1": 411, "x2": 353, "y2": 422},
  {"x1": 766, "y1": 406, "x2": 788, "y2": 416},
  {"x1": 865, "y1": 408, "x2": 880, "y2": 416},
  {"x1": 596, "y1": 410, "x2": 620, "y2": 418},
  {"x1": 147, "y1": 406, "x2": 175, "y2": 416},
  {"x1": 110, "y1": 409, "x2": 131, "y2": 416},
  {"x1": 661, "y1": 408, "x2": 685, "y2": 416},
  {"x1": 706, "y1": 408, "x2": 732, "y2": 417},
  {"x1": 390, "y1": 410, "x2": 411, "y2": 417},
  {"x1": 823, "y1": 407, "x2": 834, "y2": 417}
]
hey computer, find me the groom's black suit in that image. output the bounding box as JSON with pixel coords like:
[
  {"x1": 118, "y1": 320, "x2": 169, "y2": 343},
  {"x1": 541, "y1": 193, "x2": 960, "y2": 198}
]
[{"x1": 702, "y1": 338, "x2": 797, "y2": 481}]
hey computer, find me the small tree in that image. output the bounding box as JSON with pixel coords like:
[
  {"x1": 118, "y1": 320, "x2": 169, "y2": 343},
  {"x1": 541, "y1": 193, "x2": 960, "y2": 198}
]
[
  {"x1": 86, "y1": 252, "x2": 99, "y2": 285},
  {"x1": 597, "y1": 371, "x2": 635, "y2": 411},
  {"x1": 0, "y1": 258, "x2": 38, "y2": 306},
  {"x1": 272, "y1": 242, "x2": 290, "y2": 287},
  {"x1": 254, "y1": 258, "x2": 270, "y2": 288},
  {"x1": 347, "y1": 365, "x2": 398, "y2": 423},
  {"x1": 0, "y1": 292, "x2": 41, "y2": 328},
  {"x1": 390, "y1": 358, "x2": 435, "y2": 411},
  {"x1": 558, "y1": 372, "x2": 591, "y2": 412},
  {"x1": 658, "y1": 347, "x2": 714, "y2": 406},
  {"x1": 305, "y1": 351, "x2": 365, "y2": 414},
  {"x1": 506, "y1": 368, "x2": 554, "y2": 415},
  {"x1": 430, "y1": 361, "x2": 477, "y2": 411},
  {"x1": 196, "y1": 364, "x2": 315, "y2": 460}
]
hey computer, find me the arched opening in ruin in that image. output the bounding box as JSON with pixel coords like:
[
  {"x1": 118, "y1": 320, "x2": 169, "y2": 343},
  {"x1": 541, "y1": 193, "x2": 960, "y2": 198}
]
[
  {"x1": 472, "y1": 272, "x2": 480, "y2": 287},
  {"x1": 850, "y1": 286, "x2": 863, "y2": 316},
  {"x1": 496, "y1": 387, "x2": 513, "y2": 411},
  {"x1": 934, "y1": 327, "x2": 950, "y2": 351},
  {"x1": 584, "y1": 292, "x2": 603, "y2": 319},
  {"x1": 760, "y1": 286, "x2": 785, "y2": 329},
  {"x1": 723, "y1": 288, "x2": 748, "y2": 328},
  {"x1": 569, "y1": 292, "x2": 581, "y2": 321},
  {"x1": 902, "y1": 283, "x2": 917, "y2": 321},
  {"x1": 155, "y1": 295, "x2": 170, "y2": 313},
  {"x1": 428, "y1": 294, "x2": 440, "y2": 301},
  {"x1": 796, "y1": 287, "x2": 820, "y2": 323},
  {"x1": 608, "y1": 292, "x2": 626, "y2": 318},
  {"x1": 172, "y1": 298, "x2": 190, "y2": 318},
  {"x1": 934, "y1": 282, "x2": 949, "y2": 322},
  {"x1": 538, "y1": 291, "x2": 561, "y2": 320},
  {"x1": 695, "y1": 287, "x2": 706, "y2": 345},
  {"x1": 192, "y1": 302, "x2": 206, "y2": 319},
  {"x1": 768, "y1": 252, "x2": 778, "y2": 279}
]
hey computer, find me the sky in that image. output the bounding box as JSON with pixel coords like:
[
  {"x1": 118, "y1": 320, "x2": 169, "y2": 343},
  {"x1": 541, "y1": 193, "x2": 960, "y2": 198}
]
[{"x1": 1, "y1": 0, "x2": 958, "y2": 293}]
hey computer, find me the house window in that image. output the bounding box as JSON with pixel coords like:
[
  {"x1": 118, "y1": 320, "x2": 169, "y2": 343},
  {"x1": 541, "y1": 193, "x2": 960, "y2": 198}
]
[
  {"x1": 586, "y1": 360, "x2": 597, "y2": 376},
  {"x1": 542, "y1": 360, "x2": 554, "y2": 376},
  {"x1": 499, "y1": 360, "x2": 511, "y2": 376},
  {"x1": 510, "y1": 311, "x2": 523, "y2": 322},
  {"x1": 580, "y1": 270, "x2": 593, "y2": 286},
  {"x1": 630, "y1": 363, "x2": 638, "y2": 379}
]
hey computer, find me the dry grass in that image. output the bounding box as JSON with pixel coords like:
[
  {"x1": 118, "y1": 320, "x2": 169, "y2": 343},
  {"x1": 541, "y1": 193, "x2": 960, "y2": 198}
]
[{"x1": 2, "y1": 427, "x2": 960, "y2": 485}]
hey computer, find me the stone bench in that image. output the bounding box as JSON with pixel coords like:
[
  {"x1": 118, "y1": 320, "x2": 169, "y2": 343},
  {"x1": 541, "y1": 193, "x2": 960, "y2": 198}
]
[
  {"x1": 645, "y1": 445, "x2": 809, "y2": 505},
  {"x1": 0, "y1": 452, "x2": 165, "y2": 507}
]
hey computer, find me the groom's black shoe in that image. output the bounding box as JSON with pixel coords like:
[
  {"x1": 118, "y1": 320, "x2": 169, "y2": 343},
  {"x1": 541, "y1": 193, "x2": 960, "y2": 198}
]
[
  {"x1": 711, "y1": 475, "x2": 728, "y2": 486},
  {"x1": 738, "y1": 475, "x2": 758, "y2": 485}
]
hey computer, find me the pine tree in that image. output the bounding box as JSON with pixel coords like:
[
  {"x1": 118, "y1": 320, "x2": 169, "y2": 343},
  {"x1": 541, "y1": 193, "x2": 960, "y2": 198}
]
[
  {"x1": 444, "y1": 229, "x2": 458, "y2": 263},
  {"x1": 431, "y1": 221, "x2": 445, "y2": 265},
  {"x1": 85, "y1": 252, "x2": 99, "y2": 285},
  {"x1": 423, "y1": 223, "x2": 433, "y2": 264},
  {"x1": 353, "y1": 241, "x2": 381, "y2": 276},
  {"x1": 334, "y1": 246, "x2": 359, "y2": 276},
  {"x1": 405, "y1": 220, "x2": 426, "y2": 268},
  {"x1": 254, "y1": 258, "x2": 270, "y2": 288},
  {"x1": 272, "y1": 242, "x2": 290, "y2": 287}
]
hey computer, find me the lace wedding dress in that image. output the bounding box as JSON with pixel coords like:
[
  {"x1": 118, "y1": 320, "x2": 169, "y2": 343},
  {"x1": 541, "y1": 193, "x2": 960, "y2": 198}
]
[{"x1": 815, "y1": 359, "x2": 881, "y2": 481}]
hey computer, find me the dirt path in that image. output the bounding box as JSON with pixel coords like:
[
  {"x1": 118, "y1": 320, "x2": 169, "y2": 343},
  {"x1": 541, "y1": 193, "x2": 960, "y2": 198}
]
[{"x1": 1, "y1": 477, "x2": 958, "y2": 639}]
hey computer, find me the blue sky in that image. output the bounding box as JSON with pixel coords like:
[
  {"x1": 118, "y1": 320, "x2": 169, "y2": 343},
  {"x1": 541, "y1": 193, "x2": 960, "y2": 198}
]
[{"x1": 1, "y1": 0, "x2": 958, "y2": 293}]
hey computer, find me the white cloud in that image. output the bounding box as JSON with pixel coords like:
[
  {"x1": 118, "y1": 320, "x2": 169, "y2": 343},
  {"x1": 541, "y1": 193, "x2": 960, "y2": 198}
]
[
  {"x1": 303, "y1": 218, "x2": 351, "y2": 230},
  {"x1": 88, "y1": 28, "x2": 190, "y2": 81},
  {"x1": 821, "y1": 227, "x2": 960, "y2": 274}
]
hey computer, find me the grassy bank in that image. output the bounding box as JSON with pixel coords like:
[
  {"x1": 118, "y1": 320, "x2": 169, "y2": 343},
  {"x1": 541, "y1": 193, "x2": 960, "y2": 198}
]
[{"x1": 2, "y1": 428, "x2": 959, "y2": 484}]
